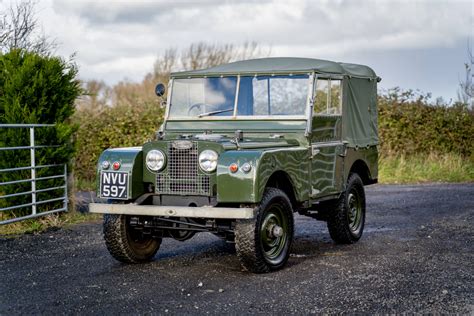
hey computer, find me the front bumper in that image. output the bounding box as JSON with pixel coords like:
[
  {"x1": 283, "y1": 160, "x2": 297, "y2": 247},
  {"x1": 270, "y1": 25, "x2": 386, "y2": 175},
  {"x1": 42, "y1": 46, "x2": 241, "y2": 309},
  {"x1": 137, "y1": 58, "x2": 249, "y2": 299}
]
[{"x1": 89, "y1": 203, "x2": 255, "y2": 219}]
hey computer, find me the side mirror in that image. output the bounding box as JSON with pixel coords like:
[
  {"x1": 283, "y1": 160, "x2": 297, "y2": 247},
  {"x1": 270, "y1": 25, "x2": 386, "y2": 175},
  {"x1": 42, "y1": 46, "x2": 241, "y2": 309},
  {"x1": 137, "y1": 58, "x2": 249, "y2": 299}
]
[{"x1": 155, "y1": 83, "x2": 166, "y2": 97}]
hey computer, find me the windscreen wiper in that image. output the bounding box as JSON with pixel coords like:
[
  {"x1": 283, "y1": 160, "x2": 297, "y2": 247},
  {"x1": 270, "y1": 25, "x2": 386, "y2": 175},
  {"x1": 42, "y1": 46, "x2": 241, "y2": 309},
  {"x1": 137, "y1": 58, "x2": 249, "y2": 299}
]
[{"x1": 197, "y1": 108, "x2": 234, "y2": 117}]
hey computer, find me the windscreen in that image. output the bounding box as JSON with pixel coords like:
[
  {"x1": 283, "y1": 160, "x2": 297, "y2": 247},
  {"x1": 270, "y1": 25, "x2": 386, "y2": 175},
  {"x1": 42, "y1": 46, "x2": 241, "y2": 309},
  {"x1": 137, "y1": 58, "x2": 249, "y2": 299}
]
[
  {"x1": 169, "y1": 77, "x2": 237, "y2": 117},
  {"x1": 169, "y1": 75, "x2": 309, "y2": 118},
  {"x1": 237, "y1": 75, "x2": 309, "y2": 116}
]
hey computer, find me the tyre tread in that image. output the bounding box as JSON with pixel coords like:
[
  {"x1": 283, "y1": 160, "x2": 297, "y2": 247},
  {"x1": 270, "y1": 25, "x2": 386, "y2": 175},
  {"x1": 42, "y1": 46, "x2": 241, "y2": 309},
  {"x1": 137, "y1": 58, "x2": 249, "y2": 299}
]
[
  {"x1": 103, "y1": 214, "x2": 160, "y2": 263},
  {"x1": 327, "y1": 173, "x2": 366, "y2": 244},
  {"x1": 235, "y1": 188, "x2": 294, "y2": 273}
]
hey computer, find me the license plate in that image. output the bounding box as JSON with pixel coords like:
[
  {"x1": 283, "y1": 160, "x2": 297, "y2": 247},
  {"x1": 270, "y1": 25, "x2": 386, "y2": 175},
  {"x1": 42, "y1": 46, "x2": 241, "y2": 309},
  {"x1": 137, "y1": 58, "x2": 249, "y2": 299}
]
[{"x1": 100, "y1": 172, "x2": 129, "y2": 199}]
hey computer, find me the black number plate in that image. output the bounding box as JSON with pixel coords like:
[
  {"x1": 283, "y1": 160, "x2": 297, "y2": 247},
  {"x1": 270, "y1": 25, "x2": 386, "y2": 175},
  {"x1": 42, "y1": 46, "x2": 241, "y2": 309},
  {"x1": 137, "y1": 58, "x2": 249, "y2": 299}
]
[{"x1": 100, "y1": 172, "x2": 129, "y2": 199}]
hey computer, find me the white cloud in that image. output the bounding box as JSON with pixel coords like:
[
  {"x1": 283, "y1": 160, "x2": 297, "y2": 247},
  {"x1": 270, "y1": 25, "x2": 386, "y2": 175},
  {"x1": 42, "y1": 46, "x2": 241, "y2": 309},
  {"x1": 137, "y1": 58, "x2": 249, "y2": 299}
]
[{"x1": 29, "y1": 0, "x2": 472, "y2": 99}]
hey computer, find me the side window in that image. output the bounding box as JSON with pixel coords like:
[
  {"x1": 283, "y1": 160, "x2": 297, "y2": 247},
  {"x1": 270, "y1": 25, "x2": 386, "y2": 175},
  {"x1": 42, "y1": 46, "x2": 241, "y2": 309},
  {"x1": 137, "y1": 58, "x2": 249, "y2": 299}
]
[
  {"x1": 313, "y1": 79, "x2": 342, "y2": 115},
  {"x1": 314, "y1": 79, "x2": 328, "y2": 114},
  {"x1": 330, "y1": 80, "x2": 341, "y2": 114}
]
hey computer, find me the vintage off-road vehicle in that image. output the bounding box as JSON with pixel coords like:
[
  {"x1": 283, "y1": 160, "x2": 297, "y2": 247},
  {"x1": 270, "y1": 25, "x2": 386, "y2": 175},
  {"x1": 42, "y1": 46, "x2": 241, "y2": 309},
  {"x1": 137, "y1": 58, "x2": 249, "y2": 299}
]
[{"x1": 89, "y1": 57, "x2": 380, "y2": 273}]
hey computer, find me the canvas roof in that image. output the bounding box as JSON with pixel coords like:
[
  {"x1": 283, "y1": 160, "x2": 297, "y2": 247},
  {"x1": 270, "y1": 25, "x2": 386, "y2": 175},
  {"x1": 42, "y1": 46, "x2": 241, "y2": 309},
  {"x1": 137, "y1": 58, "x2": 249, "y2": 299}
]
[{"x1": 171, "y1": 57, "x2": 379, "y2": 79}]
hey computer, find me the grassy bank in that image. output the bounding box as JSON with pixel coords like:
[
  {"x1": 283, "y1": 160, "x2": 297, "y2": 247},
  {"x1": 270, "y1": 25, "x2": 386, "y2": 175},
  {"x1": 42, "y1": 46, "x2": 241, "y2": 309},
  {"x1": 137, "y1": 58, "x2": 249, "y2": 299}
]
[{"x1": 379, "y1": 153, "x2": 474, "y2": 184}]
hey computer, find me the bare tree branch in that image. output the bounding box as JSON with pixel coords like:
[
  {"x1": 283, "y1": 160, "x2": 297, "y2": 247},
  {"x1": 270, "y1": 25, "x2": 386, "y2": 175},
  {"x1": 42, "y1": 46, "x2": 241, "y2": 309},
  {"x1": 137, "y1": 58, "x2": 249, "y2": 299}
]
[
  {"x1": 458, "y1": 40, "x2": 474, "y2": 109},
  {"x1": 153, "y1": 41, "x2": 270, "y2": 78},
  {"x1": 178, "y1": 41, "x2": 271, "y2": 71},
  {"x1": 153, "y1": 47, "x2": 178, "y2": 78},
  {"x1": 0, "y1": 0, "x2": 56, "y2": 54},
  {"x1": 0, "y1": 14, "x2": 9, "y2": 44}
]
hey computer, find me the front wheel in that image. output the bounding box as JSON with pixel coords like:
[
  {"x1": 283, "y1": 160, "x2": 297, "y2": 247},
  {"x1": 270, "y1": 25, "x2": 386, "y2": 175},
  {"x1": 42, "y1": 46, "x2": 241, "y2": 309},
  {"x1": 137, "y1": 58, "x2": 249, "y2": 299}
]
[
  {"x1": 103, "y1": 214, "x2": 161, "y2": 263},
  {"x1": 235, "y1": 188, "x2": 294, "y2": 273},
  {"x1": 327, "y1": 173, "x2": 366, "y2": 244}
]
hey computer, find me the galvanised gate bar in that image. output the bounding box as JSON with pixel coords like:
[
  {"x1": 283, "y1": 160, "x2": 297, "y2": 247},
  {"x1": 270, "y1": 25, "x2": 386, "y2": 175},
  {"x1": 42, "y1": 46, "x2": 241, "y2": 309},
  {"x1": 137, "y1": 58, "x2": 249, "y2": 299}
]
[{"x1": 0, "y1": 124, "x2": 68, "y2": 225}]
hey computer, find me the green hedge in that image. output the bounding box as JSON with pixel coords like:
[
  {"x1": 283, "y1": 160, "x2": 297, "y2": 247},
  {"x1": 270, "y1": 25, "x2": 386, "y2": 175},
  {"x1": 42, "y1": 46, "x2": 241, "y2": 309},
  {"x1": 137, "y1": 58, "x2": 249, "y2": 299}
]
[
  {"x1": 73, "y1": 102, "x2": 164, "y2": 186},
  {"x1": 73, "y1": 89, "x2": 473, "y2": 187},
  {"x1": 378, "y1": 90, "x2": 473, "y2": 158}
]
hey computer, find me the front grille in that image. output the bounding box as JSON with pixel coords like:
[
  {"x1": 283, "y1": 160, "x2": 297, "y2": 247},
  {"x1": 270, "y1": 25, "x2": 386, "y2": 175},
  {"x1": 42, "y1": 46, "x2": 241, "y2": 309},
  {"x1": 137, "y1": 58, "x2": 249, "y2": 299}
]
[{"x1": 156, "y1": 141, "x2": 211, "y2": 195}]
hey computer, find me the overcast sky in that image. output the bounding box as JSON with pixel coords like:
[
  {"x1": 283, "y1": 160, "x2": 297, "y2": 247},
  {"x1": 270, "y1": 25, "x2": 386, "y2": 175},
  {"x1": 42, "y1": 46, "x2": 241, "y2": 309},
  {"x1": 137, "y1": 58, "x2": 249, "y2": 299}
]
[{"x1": 9, "y1": 0, "x2": 473, "y2": 102}]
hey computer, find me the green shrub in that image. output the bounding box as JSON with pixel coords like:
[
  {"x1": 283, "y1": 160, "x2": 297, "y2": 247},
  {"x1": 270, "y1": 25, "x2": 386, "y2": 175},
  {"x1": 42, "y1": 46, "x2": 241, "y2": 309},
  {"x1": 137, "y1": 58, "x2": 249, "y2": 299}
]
[{"x1": 0, "y1": 49, "x2": 82, "y2": 217}]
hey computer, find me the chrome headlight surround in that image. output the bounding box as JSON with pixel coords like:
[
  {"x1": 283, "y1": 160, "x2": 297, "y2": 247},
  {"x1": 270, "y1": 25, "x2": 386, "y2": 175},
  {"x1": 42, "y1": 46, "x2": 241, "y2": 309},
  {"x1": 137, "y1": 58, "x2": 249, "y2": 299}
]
[
  {"x1": 146, "y1": 149, "x2": 166, "y2": 172},
  {"x1": 199, "y1": 150, "x2": 218, "y2": 172}
]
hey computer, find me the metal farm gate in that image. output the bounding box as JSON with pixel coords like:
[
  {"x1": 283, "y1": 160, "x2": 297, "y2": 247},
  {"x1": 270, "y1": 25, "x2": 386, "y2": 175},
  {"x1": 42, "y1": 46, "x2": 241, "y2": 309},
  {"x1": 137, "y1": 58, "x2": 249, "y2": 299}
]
[{"x1": 0, "y1": 124, "x2": 68, "y2": 224}]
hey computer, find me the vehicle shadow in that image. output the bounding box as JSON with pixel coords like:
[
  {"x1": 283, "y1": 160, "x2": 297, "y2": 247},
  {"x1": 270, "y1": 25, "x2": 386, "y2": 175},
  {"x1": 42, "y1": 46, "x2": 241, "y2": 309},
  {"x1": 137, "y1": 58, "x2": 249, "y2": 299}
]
[{"x1": 100, "y1": 215, "x2": 369, "y2": 274}]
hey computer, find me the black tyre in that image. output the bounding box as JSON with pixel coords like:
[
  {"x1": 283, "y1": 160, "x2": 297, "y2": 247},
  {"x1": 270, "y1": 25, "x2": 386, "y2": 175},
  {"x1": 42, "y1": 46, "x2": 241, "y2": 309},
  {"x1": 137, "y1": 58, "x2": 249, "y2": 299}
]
[
  {"x1": 327, "y1": 173, "x2": 366, "y2": 244},
  {"x1": 235, "y1": 188, "x2": 294, "y2": 273},
  {"x1": 103, "y1": 214, "x2": 161, "y2": 263}
]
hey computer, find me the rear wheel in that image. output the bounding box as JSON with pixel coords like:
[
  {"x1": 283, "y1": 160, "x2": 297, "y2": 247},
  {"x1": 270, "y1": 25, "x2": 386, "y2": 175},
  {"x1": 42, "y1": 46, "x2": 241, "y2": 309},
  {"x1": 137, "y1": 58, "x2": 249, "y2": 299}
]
[
  {"x1": 103, "y1": 214, "x2": 161, "y2": 263},
  {"x1": 327, "y1": 173, "x2": 366, "y2": 244},
  {"x1": 235, "y1": 188, "x2": 294, "y2": 273}
]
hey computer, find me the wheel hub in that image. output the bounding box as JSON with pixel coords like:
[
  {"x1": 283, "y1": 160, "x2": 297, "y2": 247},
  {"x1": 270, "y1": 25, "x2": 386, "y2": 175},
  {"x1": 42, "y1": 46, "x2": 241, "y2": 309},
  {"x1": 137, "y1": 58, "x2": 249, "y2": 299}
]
[
  {"x1": 270, "y1": 225, "x2": 283, "y2": 238},
  {"x1": 260, "y1": 206, "x2": 289, "y2": 262},
  {"x1": 347, "y1": 192, "x2": 362, "y2": 233}
]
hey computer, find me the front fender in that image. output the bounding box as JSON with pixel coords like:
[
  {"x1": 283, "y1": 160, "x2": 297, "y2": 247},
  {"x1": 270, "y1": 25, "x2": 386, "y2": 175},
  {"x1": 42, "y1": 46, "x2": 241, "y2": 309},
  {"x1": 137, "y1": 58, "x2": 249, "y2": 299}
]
[
  {"x1": 217, "y1": 150, "x2": 261, "y2": 203},
  {"x1": 257, "y1": 148, "x2": 310, "y2": 202},
  {"x1": 216, "y1": 147, "x2": 310, "y2": 203},
  {"x1": 96, "y1": 147, "x2": 143, "y2": 200}
]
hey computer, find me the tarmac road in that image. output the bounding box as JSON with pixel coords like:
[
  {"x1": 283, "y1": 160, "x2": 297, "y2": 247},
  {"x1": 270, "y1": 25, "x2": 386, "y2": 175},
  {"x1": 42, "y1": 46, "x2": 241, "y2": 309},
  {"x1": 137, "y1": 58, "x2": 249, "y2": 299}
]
[{"x1": 1, "y1": 183, "x2": 473, "y2": 314}]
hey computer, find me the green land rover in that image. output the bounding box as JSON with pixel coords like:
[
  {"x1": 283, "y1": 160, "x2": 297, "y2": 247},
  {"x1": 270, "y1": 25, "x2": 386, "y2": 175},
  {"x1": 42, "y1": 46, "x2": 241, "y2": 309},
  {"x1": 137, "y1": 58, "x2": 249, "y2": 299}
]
[{"x1": 89, "y1": 57, "x2": 380, "y2": 273}]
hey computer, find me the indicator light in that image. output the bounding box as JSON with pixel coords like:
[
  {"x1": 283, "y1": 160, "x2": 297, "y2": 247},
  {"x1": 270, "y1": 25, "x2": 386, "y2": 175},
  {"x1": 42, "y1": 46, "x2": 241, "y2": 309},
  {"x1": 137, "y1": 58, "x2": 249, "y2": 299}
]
[{"x1": 229, "y1": 163, "x2": 238, "y2": 173}]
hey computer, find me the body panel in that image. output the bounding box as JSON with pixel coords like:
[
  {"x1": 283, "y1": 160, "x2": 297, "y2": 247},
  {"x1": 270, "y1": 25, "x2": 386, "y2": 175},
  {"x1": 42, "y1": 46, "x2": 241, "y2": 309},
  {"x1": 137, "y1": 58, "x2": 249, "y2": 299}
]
[
  {"x1": 164, "y1": 119, "x2": 307, "y2": 133},
  {"x1": 310, "y1": 115, "x2": 344, "y2": 197},
  {"x1": 310, "y1": 144, "x2": 344, "y2": 197},
  {"x1": 216, "y1": 147, "x2": 310, "y2": 203},
  {"x1": 96, "y1": 147, "x2": 143, "y2": 200},
  {"x1": 344, "y1": 146, "x2": 379, "y2": 183}
]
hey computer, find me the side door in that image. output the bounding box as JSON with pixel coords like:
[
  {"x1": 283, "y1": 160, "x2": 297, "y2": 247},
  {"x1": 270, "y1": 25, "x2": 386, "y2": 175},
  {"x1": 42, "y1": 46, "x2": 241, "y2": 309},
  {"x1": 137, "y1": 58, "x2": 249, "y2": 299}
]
[{"x1": 310, "y1": 77, "x2": 345, "y2": 198}]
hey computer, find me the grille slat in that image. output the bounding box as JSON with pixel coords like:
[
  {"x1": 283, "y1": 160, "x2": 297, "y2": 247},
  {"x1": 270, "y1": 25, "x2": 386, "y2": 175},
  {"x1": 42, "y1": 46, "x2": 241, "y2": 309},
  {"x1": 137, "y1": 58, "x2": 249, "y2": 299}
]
[{"x1": 156, "y1": 142, "x2": 211, "y2": 195}]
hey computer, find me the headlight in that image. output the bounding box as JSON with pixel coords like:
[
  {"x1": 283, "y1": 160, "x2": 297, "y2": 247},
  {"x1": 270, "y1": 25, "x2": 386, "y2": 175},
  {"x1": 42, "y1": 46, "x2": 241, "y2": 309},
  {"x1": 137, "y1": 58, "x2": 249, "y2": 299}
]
[
  {"x1": 146, "y1": 150, "x2": 166, "y2": 172},
  {"x1": 199, "y1": 150, "x2": 218, "y2": 172}
]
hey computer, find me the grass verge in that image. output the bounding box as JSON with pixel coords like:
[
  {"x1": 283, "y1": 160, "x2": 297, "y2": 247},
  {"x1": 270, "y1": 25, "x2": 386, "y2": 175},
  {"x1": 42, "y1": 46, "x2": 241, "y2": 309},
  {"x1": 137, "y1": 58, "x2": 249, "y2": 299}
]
[
  {"x1": 379, "y1": 153, "x2": 474, "y2": 184},
  {"x1": 0, "y1": 212, "x2": 102, "y2": 236}
]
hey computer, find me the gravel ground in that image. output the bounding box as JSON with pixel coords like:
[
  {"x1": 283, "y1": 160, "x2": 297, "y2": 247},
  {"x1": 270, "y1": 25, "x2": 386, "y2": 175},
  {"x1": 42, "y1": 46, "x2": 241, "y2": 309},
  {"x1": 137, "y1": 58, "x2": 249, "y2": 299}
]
[{"x1": 1, "y1": 183, "x2": 473, "y2": 314}]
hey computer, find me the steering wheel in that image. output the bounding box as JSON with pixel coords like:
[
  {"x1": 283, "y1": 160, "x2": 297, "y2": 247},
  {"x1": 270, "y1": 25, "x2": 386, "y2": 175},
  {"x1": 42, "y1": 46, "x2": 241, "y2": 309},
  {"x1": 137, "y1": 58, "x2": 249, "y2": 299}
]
[{"x1": 187, "y1": 103, "x2": 212, "y2": 116}]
